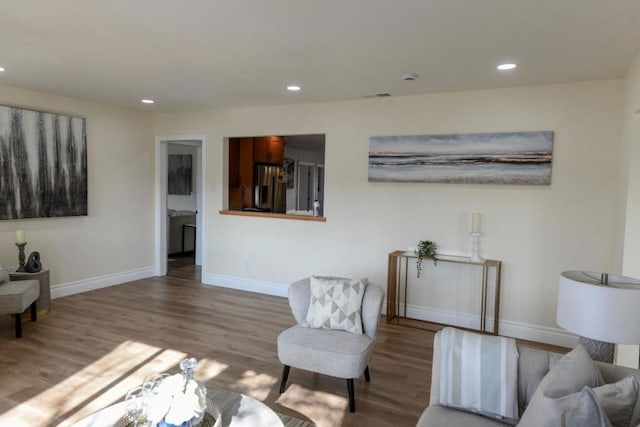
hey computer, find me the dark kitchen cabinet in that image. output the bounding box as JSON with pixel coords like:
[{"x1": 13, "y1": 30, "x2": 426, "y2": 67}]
[
  {"x1": 254, "y1": 136, "x2": 284, "y2": 165},
  {"x1": 228, "y1": 137, "x2": 255, "y2": 209}
]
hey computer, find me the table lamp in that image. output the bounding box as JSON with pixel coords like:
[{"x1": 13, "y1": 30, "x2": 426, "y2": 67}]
[{"x1": 557, "y1": 271, "x2": 640, "y2": 363}]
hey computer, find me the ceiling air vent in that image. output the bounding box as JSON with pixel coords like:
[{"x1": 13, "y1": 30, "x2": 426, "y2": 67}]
[{"x1": 364, "y1": 93, "x2": 392, "y2": 98}]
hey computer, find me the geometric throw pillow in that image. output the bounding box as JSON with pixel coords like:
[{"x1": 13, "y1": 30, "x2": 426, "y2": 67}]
[
  {"x1": 518, "y1": 345, "x2": 606, "y2": 427},
  {"x1": 0, "y1": 265, "x2": 9, "y2": 284},
  {"x1": 303, "y1": 276, "x2": 367, "y2": 335}
]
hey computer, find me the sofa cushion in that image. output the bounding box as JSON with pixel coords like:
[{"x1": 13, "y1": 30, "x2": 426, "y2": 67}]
[
  {"x1": 277, "y1": 325, "x2": 374, "y2": 379},
  {"x1": 304, "y1": 276, "x2": 367, "y2": 334},
  {"x1": 518, "y1": 345, "x2": 605, "y2": 426},
  {"x1": 517, "y1": 345, "x2": 564, "y2": 413},
  {"x1": 417, "y1": 405, "x2": 510, "y2": 427}
]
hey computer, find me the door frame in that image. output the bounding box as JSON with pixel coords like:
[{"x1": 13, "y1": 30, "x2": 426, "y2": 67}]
[
  {"x1": 155, "y1": 134, "x2": 207, "y2": 276},
  {"x1": 296, "y1": 161, "x2": 315, "y2": 211}
]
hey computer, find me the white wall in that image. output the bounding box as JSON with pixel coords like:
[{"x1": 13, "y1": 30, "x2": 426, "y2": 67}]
[
  {"x1": 622, "y1": 52, "x2": 640, "y2": 282},
  {"x1": 154, "y1": 80, "x2": 624, "y2": 345},
  {"x1": 0, "y1": 84, "x2": 155, "y2": 294},
  {"x1": 617, "y1": 51, "x2": 640, "y2": 366}
]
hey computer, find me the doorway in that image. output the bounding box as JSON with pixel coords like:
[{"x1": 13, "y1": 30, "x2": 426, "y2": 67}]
[
  {"x1": 155, "y1": 135, "x2": 206, "y2": 279},
  {"x1": 297, "y1": 162, "x2": 324, "y2": 216},
  {"x1": 297, "y1": 162, "x2": 314, "y2": 211}
]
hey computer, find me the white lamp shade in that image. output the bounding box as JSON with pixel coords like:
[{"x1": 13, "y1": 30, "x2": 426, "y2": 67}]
[{"x1": 557, "y1": 271, "x2": 640, "y2": 345}]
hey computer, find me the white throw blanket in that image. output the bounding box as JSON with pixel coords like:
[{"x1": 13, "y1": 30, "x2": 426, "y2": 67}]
[{"x1": 439, "y1": 327, "x2": 519, "y2": 423}]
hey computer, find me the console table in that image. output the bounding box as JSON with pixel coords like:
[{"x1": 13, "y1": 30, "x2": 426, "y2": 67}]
[{"x1": 387, "y1": 250, "x2": 502, "y2": 335}]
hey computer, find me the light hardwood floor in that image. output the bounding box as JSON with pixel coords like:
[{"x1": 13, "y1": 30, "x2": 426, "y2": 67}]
[{"x1": 0, "y1": 267, "x2": 567, "y2": 427}]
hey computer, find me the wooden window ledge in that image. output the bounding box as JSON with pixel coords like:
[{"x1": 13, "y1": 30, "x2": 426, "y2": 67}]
[{"x1": 219, "y1": 210, "x2": 326, "y2": 222}]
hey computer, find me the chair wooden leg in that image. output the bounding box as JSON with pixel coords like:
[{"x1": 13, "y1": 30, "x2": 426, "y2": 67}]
[
  {"x1": 30, "y1": 301, "x2": 37, "y2": 322},
  {"x1": 364, "y1": 365, "x2": 370, "y2": 382},
  {"x1": 347, "y1": 378, "x2": 355, "y2": 412},
  {"x1": 279, "y1": 365, "x2": 290, "y2": 394},
  {"x1": 15, "y1": 313, "x2": 22, "y2": 339}
]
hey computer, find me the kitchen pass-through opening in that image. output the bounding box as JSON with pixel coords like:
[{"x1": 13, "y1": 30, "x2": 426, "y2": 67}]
[{"x1": 227, "y1": 134, "x2": 325, "y2": 218}]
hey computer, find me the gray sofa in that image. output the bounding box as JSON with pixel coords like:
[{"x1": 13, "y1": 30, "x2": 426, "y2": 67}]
[{"x1": 418, "y1": 331, "x2": 640, "y2": 426}]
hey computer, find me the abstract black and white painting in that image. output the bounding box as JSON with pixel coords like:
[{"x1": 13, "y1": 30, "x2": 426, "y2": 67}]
[
  {"x1": 368, "y1": 131, "x2": 553, "y2": 184},
  {"x1": 0, "y1": 105, "x2": 87, "y2": 220},
  {"x1": 168, "y1": 154, "x2": 192, "y2": 195}
]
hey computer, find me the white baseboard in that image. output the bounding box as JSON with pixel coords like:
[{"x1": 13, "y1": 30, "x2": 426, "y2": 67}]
[
  {"x1": 203, "y1": 273, "x2": 288, "y2": 298},
  {"x1": 51, "y1": 266, "x2": 156, "y2": 299},
  {"x1": 499, "y1": 319, "x2": 579, "y2": 348},
  {"x1": 383, "y1": 302, "x2": 578, "y2": 348}
]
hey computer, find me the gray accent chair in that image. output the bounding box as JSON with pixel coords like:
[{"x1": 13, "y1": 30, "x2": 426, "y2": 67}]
[
  {"x1": 417, "y1": 329, "x2": 640, "y2": 426},
  {"x1": 277, "y1": 277, "x2": 385, "y2": 412},
  {"x1": 0, "y1": 279, "x2": 39, "y2": 338}
]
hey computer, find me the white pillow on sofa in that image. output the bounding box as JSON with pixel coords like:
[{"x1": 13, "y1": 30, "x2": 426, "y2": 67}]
[
  {"x1": 303, "y1": 275, "x2": 367, "y2": 335},
  {"x1": 593, "y1": 375, "x2": 640, "y2": 427},
  {"x1": 519, "y1": 345, "x2": 606, "y2": 426}
]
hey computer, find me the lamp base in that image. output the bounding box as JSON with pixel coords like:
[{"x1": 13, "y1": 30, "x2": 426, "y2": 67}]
[{"x1": 579, "y1": 336, "x2": 614, "y2": 363}]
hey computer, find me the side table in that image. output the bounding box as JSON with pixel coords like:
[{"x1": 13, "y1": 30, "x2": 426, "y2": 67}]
[
  {"x1": 182, "y1": 223, "x2": 196, "y2": 258},
  {"x1": 10, "y1": 269, "x2": 51, "y2": 317}
]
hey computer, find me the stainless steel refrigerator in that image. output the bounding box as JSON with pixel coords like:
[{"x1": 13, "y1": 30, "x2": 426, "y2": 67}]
[{"x1": 254, "y1": 164, "x2": 286, "y2": 213}]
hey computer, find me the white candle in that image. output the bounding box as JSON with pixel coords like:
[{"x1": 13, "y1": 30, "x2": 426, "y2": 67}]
[
  {"x1": 471, "y1": 213, "x2": 481, "y2": 233},
  {"x1": 16, "y1": 230, "x2": 26, "y2": 244}
]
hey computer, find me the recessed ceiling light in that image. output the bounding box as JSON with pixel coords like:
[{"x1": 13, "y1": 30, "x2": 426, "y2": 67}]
[
  {"x1": 286, "y1": 85, "x2": 301, "y2": 92},
  {"x1": 141, "y1": 99, "x2": 155, "y2": 104},
  {"x1": 497, "y1": 63, "x2": 517, "y2": 71},
  {"x1": 0, "y1": 66, "x2": 5, "y2": 72}
]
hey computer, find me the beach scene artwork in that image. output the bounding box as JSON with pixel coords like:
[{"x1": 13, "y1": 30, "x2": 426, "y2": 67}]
[{"x1": 368, "y1": 131, "x2": 553, "y2": 184}]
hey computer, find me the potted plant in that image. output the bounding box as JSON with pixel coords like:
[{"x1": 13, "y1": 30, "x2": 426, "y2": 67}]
[{"x1": 415, "y1": 240, "x2": 437, "y2": 278}]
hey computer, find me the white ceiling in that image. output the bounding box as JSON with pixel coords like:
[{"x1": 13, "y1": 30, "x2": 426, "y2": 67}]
[{"x1": 1, "y1": 1, "x2": 639, "y2": 113}]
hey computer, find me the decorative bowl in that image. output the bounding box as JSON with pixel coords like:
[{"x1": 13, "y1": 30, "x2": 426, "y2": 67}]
[{"x1": 117, "y1": 399, "x2": 221, "y2": 427}]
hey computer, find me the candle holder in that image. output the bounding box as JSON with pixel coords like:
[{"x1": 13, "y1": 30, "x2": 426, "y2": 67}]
[
  {"x1": 16, "y1": 242, "x2": 27, "y2": 272},
  {"x1": 469, "y1": 232, "x2": 482, "y2": 262}
]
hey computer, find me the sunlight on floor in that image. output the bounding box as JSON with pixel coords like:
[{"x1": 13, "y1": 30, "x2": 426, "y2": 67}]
[
  {"x1": 0, "y1": 341, "x2": 189, "y2": 427},
  {"x1": 233, "y1": 370, "x2": 278, "y2": 401},
  {"x1": 1, "y1": 339, "x2": 346, "y2": 427},
  {"x1": 195, "y1": 358, "x2": 229, "y2": 383},
  {"x1": 277, "y1": 384, "x2": 347, "y2": 427}
]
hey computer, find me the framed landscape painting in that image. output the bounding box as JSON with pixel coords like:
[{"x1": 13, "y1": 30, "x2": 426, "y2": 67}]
[
  {"x1": 368, "y1": 131, "x2": 553, "y2": 185},
  {"x1": 0, "y1": 105, "x2": 87, "y2": 220}
]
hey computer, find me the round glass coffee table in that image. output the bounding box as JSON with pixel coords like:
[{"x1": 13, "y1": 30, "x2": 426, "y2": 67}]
[{"x1": 72, "y1": 388, "x2": 284, "y2": 427}]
